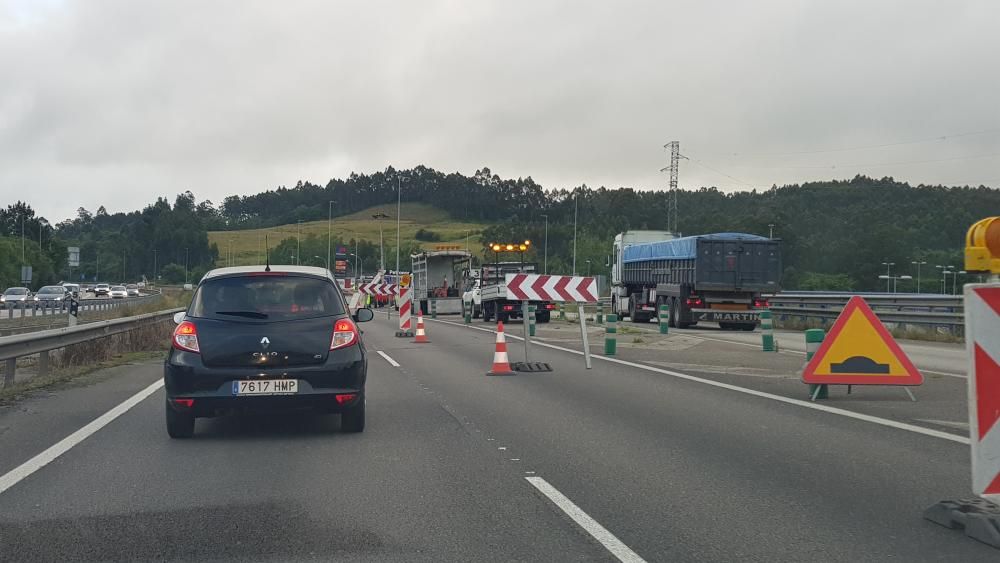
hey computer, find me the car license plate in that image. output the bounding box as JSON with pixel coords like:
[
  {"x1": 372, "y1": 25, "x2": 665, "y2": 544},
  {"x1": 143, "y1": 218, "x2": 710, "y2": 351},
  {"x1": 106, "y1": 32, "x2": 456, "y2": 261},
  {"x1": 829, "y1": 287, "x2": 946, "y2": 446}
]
[{"x1": 232, "y1": 379, "x2": 298, "y2": 396}]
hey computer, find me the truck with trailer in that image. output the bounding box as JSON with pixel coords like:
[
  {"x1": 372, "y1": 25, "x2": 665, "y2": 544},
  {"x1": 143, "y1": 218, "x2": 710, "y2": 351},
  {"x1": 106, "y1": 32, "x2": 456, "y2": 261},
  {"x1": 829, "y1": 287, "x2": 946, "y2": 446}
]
[
  {"x1": 470, "y1": 261, "x2": 554, "y2": 323},
  {"x1": 611, "y1": 231, "x2": 781, "y2": 330},
  {"x1": 410, "y1": 248, "x2": 472, "y2": 315}
]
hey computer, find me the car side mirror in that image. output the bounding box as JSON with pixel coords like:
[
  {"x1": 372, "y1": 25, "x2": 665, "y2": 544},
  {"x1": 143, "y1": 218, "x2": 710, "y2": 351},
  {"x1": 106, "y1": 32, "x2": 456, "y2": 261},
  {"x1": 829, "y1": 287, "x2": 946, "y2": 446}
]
[
  {"x1": 173, "y1": 311, "x2": 185, "y2": 324},
  {"x1": 353, "y1": 307, "x2": 375, "y2": 323}
]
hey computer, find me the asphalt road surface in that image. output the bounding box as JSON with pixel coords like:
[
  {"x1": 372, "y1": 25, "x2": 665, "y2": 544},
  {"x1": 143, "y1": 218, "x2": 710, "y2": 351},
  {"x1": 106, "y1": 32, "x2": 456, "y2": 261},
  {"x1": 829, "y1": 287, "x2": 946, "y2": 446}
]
[{"x1": 0, "y1": 314, "x2": 994, "y2": 561}]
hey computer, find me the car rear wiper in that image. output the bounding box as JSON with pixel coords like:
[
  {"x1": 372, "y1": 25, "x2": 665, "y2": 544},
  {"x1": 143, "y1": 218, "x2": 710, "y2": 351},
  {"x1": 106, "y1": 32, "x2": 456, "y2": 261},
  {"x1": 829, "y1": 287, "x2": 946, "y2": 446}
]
[{"x1": 214, "y1": 310, "x2": 269, "y2": 319}]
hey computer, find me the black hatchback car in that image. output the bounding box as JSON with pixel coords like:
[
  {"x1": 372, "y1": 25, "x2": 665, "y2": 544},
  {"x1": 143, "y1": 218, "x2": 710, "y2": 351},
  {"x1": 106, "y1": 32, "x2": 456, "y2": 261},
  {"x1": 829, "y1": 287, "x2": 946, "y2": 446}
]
[{"x1": 164, "y1": 266, "x2": 374, "y2": 438}]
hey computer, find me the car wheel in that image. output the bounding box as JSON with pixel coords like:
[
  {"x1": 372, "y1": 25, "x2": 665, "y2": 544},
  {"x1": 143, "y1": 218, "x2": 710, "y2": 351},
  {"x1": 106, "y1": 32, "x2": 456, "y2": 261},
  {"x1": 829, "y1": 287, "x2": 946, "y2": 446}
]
[
  {"x1": 537, "y1": 311, "x2": 550, "y2": 323},
  {"x1": 166, "y1": 403, "x2": 195, "y2": 439},
  {"x1": 341, "y1": 399, "x2": 365, "y2": 433},
  {"x1": 740, "y1": 323, "x2": 756, "y2": 331}
]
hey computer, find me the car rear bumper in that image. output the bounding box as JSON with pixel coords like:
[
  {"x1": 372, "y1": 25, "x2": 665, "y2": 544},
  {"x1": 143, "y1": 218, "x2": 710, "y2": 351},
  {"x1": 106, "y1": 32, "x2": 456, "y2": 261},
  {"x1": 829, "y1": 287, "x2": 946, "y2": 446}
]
[{"x1": 164, "y1": 352, "x2": 366, "y2": 417}]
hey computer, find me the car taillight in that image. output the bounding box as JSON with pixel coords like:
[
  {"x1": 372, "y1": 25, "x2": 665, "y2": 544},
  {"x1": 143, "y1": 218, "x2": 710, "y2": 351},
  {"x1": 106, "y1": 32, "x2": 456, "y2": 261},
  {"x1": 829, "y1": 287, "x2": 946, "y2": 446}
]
[
  {"x1": 502, "y1": 305, "x2": 515, "y2": 312},
  {"x1": 172, "y1": 321, "x2": 200, "y2": 353},
  {"x1": 686, "y1": 297, "x2": 704, "y2": 307},
  {"x1": 545, "y1": 304, "x2": 556, "y2": 310},
  {"x1": 170, "y1": 398, "x2": 195, "y2": 408},
  {"x1": 754, "y1": 298, "x2": 770, "y2": 308},
  {"x1": 335, "y1": 393, "x2": 357, "y2": 404},
  {"x1": 330, "y1": 318, "x2": 359, "y2": 350}
]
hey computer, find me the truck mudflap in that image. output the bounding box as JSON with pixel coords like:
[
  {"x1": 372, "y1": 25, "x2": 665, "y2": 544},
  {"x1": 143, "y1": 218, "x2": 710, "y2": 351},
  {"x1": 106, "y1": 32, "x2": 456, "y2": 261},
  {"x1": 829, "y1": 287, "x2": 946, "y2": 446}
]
[{"x1": 691, "y1": 309, "x2": 759, "y2": 323}]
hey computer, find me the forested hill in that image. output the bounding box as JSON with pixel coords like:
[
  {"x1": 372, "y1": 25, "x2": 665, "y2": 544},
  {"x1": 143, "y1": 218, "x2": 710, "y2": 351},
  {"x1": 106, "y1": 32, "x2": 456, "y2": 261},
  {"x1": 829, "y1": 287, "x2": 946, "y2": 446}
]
[
  {"x1": 214, "y1": 166, "x2": 998, "y2": 291},
  {"x1": 2, "y1": 165, "x2": 997, "y2": 291}
]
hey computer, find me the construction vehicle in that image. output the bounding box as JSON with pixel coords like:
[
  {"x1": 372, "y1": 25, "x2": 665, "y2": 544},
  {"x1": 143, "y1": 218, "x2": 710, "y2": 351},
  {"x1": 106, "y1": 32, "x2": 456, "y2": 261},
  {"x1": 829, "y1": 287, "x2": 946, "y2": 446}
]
[
  {"x1": 411, "y1": 248, "x2": 472, "y2": 314},
  {"x1": 473, "y1": 261, "x2": 553, "y2": 323}
]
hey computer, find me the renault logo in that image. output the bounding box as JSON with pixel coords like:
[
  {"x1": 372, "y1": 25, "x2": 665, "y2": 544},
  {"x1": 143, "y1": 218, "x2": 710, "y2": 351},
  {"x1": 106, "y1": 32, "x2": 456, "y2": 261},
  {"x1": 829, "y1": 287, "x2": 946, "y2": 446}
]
[{"x1": 260, "y1": 337, "x2": 270, "y2": 348}]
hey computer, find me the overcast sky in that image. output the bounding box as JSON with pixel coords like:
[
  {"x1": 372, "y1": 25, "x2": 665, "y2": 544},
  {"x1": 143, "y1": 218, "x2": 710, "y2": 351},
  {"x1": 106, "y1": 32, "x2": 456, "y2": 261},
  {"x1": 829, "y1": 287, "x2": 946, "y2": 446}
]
[{"x1": 2, "y1": 0, "x2": 998, "y2": 222}]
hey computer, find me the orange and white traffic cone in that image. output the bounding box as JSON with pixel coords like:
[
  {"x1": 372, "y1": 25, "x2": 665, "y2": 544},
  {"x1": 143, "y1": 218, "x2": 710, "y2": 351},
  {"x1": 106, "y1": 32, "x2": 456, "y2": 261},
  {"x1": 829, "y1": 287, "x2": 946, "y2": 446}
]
[
  {"x1": 486, "y1": 321, "x2": 515, "y2": 376},
  {"x1": 413, "y1": 309, "x2": 430, "y2": 343}
]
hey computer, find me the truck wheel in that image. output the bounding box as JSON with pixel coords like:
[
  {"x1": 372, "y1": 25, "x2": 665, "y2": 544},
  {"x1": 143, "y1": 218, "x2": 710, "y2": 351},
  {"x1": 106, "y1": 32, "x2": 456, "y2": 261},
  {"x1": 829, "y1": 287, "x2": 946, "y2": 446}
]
[
  {"x1": 499, "y1": 312, "x2": 509, "y2": 324},
  {"x1": 537, "y1": 311, "x2": 550, "y2": 323},
  {"x1": 739, "y1": 323, "x2": 756, "y2": 331},
  {"x1": 669, "y1": 298, "x2": 678, "y2": 328},
  {"x1": 483, "y1": 304, "x2": 492, "y2": 322},
  {"x1": 473, "y1": 305, "x2": 482, "y2": 319}
]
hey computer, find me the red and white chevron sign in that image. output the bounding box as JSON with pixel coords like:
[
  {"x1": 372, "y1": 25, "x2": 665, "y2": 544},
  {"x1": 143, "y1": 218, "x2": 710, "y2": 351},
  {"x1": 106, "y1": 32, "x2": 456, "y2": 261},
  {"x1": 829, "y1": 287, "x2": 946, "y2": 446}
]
[
  {"x1": 967, "y1": 284, "x2": 1000, "y2": 502},
  {"x1": 358, "y1": 282, "x2": 398, "y2": 296},
  {"x1": 504, "y1": 274, "x2": 597, "y2": 302}
]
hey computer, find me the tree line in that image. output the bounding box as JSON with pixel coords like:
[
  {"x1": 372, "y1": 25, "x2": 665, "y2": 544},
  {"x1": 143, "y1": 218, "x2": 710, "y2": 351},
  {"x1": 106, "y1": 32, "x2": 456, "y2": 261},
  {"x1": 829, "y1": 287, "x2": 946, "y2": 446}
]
[{"x1": 2, "y1": 166, "x2": 996, "y2": 291}]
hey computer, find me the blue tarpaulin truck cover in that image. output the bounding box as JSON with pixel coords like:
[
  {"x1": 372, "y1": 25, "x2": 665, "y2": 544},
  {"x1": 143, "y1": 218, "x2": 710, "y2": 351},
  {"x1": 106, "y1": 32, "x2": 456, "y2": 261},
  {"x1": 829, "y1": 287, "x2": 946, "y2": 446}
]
[{"x1": 623, "y1": 233, "x2": 769, "y2": 263}]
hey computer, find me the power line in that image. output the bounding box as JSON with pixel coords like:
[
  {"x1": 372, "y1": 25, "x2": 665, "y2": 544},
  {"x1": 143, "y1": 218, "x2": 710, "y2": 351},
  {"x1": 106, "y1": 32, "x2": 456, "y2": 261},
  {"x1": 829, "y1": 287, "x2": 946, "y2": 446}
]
[
  {"x1": 718, "y1": 127, "x2": 1000, "y2": 158},
  {"x1": 685, "y1": 156, "x2": 754, "y2": 186}
]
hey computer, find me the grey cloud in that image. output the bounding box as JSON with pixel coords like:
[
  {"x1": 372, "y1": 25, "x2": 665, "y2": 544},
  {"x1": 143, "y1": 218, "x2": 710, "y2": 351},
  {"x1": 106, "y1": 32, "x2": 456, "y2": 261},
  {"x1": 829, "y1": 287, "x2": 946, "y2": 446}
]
[{"x1": 1, "y1": 0, "x2": 998, "y2": 222}]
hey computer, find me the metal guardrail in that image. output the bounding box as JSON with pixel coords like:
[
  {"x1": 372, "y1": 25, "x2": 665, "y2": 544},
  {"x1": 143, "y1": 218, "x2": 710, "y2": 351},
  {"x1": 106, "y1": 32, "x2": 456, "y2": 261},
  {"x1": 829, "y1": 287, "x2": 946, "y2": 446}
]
[
  {"x1": 0, "y1": 307, "x2": 183, "y2": 388},
  {"x1": 767, "y1": 292, "x2": 965, "y2": 334},
  {"x1": 0, "y1": 290, "x2": 164, "y2": 328}
]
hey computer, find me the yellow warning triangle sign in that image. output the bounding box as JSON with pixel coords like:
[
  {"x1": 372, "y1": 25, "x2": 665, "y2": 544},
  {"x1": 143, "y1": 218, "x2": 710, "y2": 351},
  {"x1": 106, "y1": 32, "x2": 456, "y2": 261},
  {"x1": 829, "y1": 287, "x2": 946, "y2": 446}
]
[{"x1": 802, "y1": 296, "x2": 923, "y2": 386}]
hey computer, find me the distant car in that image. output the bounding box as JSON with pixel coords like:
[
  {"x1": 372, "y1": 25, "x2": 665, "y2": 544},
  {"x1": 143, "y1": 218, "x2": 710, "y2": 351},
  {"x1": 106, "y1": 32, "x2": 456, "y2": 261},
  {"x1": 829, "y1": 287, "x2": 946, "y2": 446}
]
[
  {"x1": 137, "y1": 281, "x2": 146, "y2": 289},
  {"x1": 164, "y1": 265, "x2": 373, "y2": 438},
  {"x1": 62, "y1": 283, "x2": 81, "y2": 298},
  {"x1": 183, "y1": 283, "x2": 193, "y2": 291},
  {"x1": 94, "y1": 283, "x2": 110, "y2": 297},
  {"x1": 126, "y1": 284, "x2": 140, "y2": 297},
  {"x1": 1, "y1": 287, "x2": 31, "y2": 304},
  {"x1": 109, "y1": 285, "x2": 128, "y2": 299},
  {"x1": 35, "y1": 285, "x2": 70, "y2": 306}
]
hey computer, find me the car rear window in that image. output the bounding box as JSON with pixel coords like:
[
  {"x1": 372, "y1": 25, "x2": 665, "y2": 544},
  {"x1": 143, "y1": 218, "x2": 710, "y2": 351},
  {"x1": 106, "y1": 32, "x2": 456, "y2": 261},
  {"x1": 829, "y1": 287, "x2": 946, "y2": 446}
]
[
  {"x1": 39, "y1": 286, "x2": 63, "y2": 293},
  {"x1": 189, "y1": 275, "x2": 345, "y2": 321},
  {"x1": 4, "y1": 288, "x2": 27, "y2": 295},
  {"x1": 111, "y1": 286, "x2": 125, "y2": 291}
]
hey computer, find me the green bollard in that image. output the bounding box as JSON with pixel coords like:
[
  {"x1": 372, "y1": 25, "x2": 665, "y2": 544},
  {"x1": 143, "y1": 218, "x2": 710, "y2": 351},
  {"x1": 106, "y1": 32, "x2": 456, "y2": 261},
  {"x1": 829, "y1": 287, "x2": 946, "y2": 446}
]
[
  {"x1": 658, "y1": 303, "x2": 669, "y2": 334},
  {"x1": 528, "y1": 305, "x2": 536, "y2": 337},
  {"x1": 431, "y1": 298, "x2": 438, "y2": 319},
  {"x1": 761, "y1": 310, "x2": 776, "y2": 351},
  {"x1": 605, "y1": 313, "x2": 618, "y2": 356},
  {"x1": 805, "y1": 328, "x2": 828, "y2": 399},
  {"x1": 464, "y1": 301, "x2": 472, "y2": 324},
  {"x1": 559, "y1": 302, "x2": 566, "y2": 320},
  {"x1": 597, "y1": 303, "x2": 604, "y2": 324}
]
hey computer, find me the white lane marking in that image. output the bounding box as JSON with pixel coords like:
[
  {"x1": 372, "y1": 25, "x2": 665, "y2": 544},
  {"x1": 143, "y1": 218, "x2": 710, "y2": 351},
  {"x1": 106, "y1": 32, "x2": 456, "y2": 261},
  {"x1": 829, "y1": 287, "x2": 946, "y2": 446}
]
[
  {"x1": 377, "y1": 350, "x2": 401, "y2": 367},
  {"x1": 433, "y1": 319, "x2": 970, "y2": 445},
  {"x1": 0, "y1": 379, "x2": 164, "y2": 496},
  {"x1": 526, "y1": 476, "x2": 647, "y2": 563}
]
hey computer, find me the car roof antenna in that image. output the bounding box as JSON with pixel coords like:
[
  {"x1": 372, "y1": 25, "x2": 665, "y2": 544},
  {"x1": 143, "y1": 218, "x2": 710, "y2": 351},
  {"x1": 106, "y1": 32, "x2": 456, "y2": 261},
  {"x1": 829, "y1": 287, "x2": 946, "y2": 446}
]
[{"x1": 264, "y1": 234, "x2": 272, "y2": 272}]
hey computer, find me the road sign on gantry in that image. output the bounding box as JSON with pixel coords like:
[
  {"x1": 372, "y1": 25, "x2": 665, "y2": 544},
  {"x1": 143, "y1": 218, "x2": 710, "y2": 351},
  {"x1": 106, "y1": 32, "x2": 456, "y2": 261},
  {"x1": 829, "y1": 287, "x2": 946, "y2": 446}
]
[
  {"x1": 966, "y1": 285, "x2": 1000, "y2": 501},
  {"x1": 504, "y1": 274, "x2": 597, "y2": 302},
  {"x1": 801, "y1": 295, "x2": 922, "y2": 386}
]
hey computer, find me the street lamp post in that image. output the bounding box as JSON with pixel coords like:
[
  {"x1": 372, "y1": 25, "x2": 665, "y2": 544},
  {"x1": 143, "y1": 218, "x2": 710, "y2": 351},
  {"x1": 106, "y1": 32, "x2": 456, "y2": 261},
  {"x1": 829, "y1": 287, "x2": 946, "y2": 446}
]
[
  {"x1": 152, "y1": 249, "x2": 158, "y2": 285},
  {"x1": 935, "y1": 265, "x2": 953, "y2": 294},
  {"x1": 878, "y1": 274, "x2": 912, "y2": 293},
  {"x1": 372, "y1": 212, "x2": 389, "y2": 270},
  {"x1": 911, "y1": 260, "x2": 927, "y2": 293},
  {"x1": 296, "y1": 220, "x2": 302, "y2": 265},
  {"x1": 314, "y1": 255, "x2": 329, "y2": 269},
  {"x1": 586, "y1": 259, "x2": 592, "y2": 276},
  {"x1": 184, "y1": 248, "x2": 189, "y2": 284},
  {"x1": 572, "y1": 193, "x2": 579, "y2": 275},
  {"x1": 396, "y1": 176, "x2": 405, "y2": 282},
  {"x1": 880, "y1": 261, "x2": 895, "y2": 292},
  {"x1": 540, "y1": 214, "x2": 549, "y2": 274},
  {"x1": 327, "y1": 200, "x2": 334, "y2": 276},
  {"x1": 768, "y1": 223, "x2": 775, "y2": 239}
]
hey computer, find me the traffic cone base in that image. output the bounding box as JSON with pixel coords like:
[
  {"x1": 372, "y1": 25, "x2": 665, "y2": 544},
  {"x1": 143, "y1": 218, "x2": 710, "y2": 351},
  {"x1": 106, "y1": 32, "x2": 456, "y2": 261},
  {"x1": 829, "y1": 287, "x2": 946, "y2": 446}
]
[
  {"x1": 487, "y1": 321, "x2": 515, "y2": 376},
  {"x1": 413, "y1": 310, "x2": 430, "y2": 343}
]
